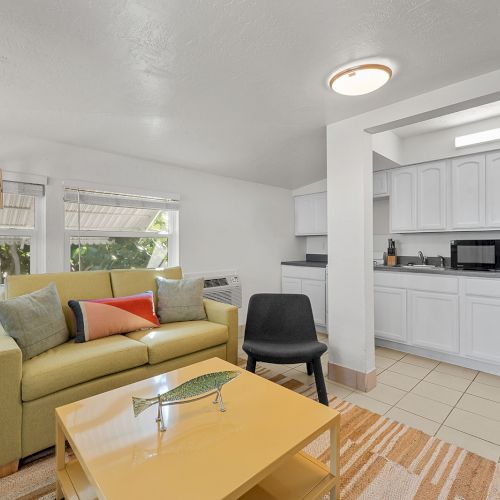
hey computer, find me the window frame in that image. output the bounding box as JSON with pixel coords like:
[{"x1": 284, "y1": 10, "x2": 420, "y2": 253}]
[
  {"x1": 63, "y1": 186, "x2": 179, "y2": 272},
  {"x1": 0, "y1": 176, "x2": 46, "y2": 276}
]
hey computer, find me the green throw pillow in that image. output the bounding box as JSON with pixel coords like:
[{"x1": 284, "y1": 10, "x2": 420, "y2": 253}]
[
  {"x1": 156, "y1": 277, "x2": 207, "y2": 323},
  {"x1": 0, "y1": 282, "x2": 69, "y2": 360}
]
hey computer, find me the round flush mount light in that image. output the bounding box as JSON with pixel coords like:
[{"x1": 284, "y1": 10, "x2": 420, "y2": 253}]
[{"x1": 328, "y1": 63, "x2": 392, "y2": 96}]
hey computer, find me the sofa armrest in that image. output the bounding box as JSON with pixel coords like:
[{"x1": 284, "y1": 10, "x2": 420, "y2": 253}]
[
  {"x1": 0, "y1": 332, "x2": 22, "y2": 466},
  {"x1": 203, "y1": 299, "x2": 238, "y2": 365}
]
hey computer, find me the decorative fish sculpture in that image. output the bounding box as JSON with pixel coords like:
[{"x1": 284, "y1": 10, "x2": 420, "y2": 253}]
[{"x1": 132, "y1": 370, "x2": 240, "y2": 431}]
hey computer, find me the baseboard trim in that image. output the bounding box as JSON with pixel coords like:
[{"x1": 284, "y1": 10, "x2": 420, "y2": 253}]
[
  {"x1": 328, "y1": 362, "x2": 377, "y2": 392},
  {"x1": 376, "y1": 338, "x2": 500, "y2": 376},
  {"x1": 0, "y1": 459, "x2": 19, "y2": 478}
]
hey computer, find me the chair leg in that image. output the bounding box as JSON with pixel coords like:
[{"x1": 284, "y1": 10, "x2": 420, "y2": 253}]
[
  {"x1": 246, "y1": 355, "x2": 257, "y2": 373},
  {"x1": 306, "y1": 362, "x2": 313, "y2": 376},
  {"x1": 312, "y1": 358, "x2": 329, "y2": 406}
]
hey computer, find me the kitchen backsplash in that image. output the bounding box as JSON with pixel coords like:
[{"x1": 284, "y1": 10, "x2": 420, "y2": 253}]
[{"x1": 306, "y1": 235, "x2": 327, "y2": 255}]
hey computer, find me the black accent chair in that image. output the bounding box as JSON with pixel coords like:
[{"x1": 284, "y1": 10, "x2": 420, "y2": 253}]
[{"x1": 242, "y1": 293, "x2": 329, "y2": 406}]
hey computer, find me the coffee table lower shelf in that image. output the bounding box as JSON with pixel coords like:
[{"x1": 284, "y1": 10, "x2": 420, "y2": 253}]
[{"x1": 57, "y1": 451, "x2": 337, "y2": 500}]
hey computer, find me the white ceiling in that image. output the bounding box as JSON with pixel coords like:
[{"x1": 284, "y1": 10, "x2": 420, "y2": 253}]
[
  {"x1": 394, "y1": 100, "x2": 500, "y2": 138},
  {"x1": 1, "y1": 1, "x2": 500, "y2": 189}
]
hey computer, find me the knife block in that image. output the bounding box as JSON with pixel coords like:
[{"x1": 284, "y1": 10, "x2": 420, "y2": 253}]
[{"x1": 387, "y1": 255, "x2": 397, "y2": 267}]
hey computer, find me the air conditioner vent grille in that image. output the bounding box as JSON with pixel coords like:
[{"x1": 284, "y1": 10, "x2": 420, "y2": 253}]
[{"x1": 202, "y1": 274, "x2": 242, "y2": 308}]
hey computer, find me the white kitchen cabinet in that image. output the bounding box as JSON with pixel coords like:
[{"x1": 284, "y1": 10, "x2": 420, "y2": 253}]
[
  {"x1": 408, "y1": 290, "x2": 459, "y2": 353},
  {"x1": 373, "y1": 171, "x2": 389, "y2": 198},
  {"x1": 417, "y1": 161, "x2": 447, "y2": 230},
  {"x1": 302, "y1": 279, "x2": 326, "y2": 325},
  {"x1": 390, "y1": 167, "x2": 417, "y2": 232},
  {"x1": 451, "y1": 154, "x2": 485, "y2": 229},
  {"x1": 463, "y1": 296, "x2": 500, "y2": 364},
  {"x1": 485, "y1": 151, "x2": 500, "y2": 228},
  {"x1": 281, "y1": 277, "x2": 302, "y2": 294},
  {"x1": 281, "y1": 265, "x2": 326, "y2": 327},
  {"x1": 374, "y1": 286, "x2": 407, "y2": 342},
  {"x1": 375, "y1": 271, "x2": 500, "y2": 374},
  {"x1": 294, "y1": 192, "x2": 327, "y2": 236}
]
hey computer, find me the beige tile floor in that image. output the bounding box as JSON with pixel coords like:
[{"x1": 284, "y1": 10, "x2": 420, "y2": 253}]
[{"x1": 237, "y1": 328, "x2": 500, "y2": 463}]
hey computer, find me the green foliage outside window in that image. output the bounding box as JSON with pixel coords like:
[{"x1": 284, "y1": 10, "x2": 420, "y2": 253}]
[
  {"x1": 0, "y1": 241, "x2": 30, "y2": 280},
  {"x1": 70, "y1": 237, "x2": 168, "y2": 272}
]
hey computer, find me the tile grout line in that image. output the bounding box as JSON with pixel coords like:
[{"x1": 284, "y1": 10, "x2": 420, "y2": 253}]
[{"x1": 432, "y1": 366, "x2": 474, "y2": 436}]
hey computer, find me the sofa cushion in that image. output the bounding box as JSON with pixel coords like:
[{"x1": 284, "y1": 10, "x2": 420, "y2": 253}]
[
  {"x1": 127, "y1": 320, "x2": 228, "y2": 365},
  {"x1": 7, "y1": 271, "x2": 113, "y2": 337},
  {"x1": 22, "y1": 335, "x2": 148, "y2": 402},
  {"x1": 0, "y1": 283, "x2": 69, "y2": 361},
  {"x1": 110, "y1": 267, "x2": 183, "y2": 302}
]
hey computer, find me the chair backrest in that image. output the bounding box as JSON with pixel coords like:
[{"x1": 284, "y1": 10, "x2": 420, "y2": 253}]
[{"x1": 244, "y1": 293, "x2": 317, "y2": 343}]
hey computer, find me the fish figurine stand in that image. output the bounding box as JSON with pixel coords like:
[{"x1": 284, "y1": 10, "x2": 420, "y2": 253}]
[{"x1": 132, "y1": 370, "x2": 240, "y2": 432}]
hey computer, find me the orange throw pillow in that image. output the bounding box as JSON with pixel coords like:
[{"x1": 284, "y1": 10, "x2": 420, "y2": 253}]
[{"x1": 69, "y1": 291, "x2": 160, "y2": 342}]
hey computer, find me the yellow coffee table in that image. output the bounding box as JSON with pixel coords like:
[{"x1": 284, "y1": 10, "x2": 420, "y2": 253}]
[{"x1": 55, "y1": 357, "x2": 340, "y2": 499}]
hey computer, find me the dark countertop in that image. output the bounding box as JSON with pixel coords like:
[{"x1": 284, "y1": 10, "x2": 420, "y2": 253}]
[
  {"x1": 374, "y1": 265, "x2": 500, "y2": 279},
  {"x1": 281, "y1": 260, "x2": 328, "y2": 268}
]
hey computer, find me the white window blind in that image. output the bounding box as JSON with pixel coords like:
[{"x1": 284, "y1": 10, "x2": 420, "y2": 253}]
[
  {"x1": 3, "y1": 181, "x2": 45, "y2": 197},
  {"x1": 63, "y1": 187, "x2": 179, "y2": 272},
  {"x1": 64, "y1": 188, "x2": 179, "y2": 233},
  {"x1": 63, "y1": 188, "x2": 178, "y2": 211}
]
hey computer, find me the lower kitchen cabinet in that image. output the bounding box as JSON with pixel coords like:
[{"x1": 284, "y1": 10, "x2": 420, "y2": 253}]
[
  {"x1": 374, "y1": 271, "x2": 500, "y2": 373},
  {"x1": 408, "y1": 290, "x2": 459, "y2": 353},
  {"x1": 281, "y1": 277, "x2": 302, "y2": 295},
  {"x1": 281, "y1": 265, "x2": 327, "y2": 328},
  {"x1": 302, "y1": 279, "x2": 326, "y2": 325},
  {"x1": 463, "y1": 296, "x2": 500, "y2": 364},
  {"x1": 374, "y1": 286, "x2": 407, "y2": 343}
]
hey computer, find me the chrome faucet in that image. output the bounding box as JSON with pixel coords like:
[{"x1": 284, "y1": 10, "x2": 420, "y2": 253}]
[
  {"x1": 417, "y1": 251, "x2": 426, "y2": 265},
  {"x1": 437, "y1": 255, "x2": 446, "y2": 268}
]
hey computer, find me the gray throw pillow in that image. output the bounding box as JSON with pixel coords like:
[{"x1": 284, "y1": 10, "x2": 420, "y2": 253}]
[
  {"x1": 156, "y1": 277, "x2": 207, "y2": 323},
  {"x1": 0, "y1": 283, "x2": 69, "y2": 361}
]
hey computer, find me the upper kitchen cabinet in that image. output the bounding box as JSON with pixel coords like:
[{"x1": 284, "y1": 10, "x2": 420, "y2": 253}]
[
  {"x1": 417, "y1": 161, "x2": 447, "y2": 231},
  {"x1": 450, "y1": 154, "x2": 485, "y2": 229},
  {"x1": 485, "y1": 151, "x2": 500, "y2": 228},
  {"x1": 385, "y1": 148, "x2": 500, "y2": 233},
  {"x1": 373, "y1": 171, "x2": 389, "y2": 198},
  {"x1": 390, "y1": 167, "x2": 417, "y2": 232},
  {"x1": 390, "y1": 162, "x2": 447, "y2": 233},
  {"x1": 294, "y1": 192, "x2": 327, "y2": 236}
]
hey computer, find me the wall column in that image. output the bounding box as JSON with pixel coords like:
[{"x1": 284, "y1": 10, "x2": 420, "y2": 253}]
[{"x1": 326, "y1": 118, "x2": 376, "y2": 391}]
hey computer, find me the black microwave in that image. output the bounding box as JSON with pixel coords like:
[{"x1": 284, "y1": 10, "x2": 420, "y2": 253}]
[{"x1": 451, "y1": 240, "x2": 500, "y2": 270}]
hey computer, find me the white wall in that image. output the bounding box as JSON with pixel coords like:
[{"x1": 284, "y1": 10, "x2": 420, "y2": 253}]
[
  {"x1": 372, "y1": 130, "x2": 403, "y2": 165},
  {"x1": 0, "y1": 133, "x2": 305, "y2": 323},
  {"x1": 292, "y1": 179, "x2": 327, "y2": 197},
  {"x1": 327, "y1": 119, "x2": 375, "y2": 375},
  {"x1": 402, "y1": 115, "x2": 500, "y2": 165}
]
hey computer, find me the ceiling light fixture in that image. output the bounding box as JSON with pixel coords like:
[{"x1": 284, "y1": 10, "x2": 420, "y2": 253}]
[
  {"x1": 329, "y1": 63, "x2": 392, "y2": 96},
  {"x1": 455, "y1": 128, "x2": 500, "y2": 148}
]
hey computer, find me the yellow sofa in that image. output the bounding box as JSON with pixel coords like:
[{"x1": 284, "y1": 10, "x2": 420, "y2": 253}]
[{"x1": 0, "y1": 267, "x2": 238, "y2": 475}]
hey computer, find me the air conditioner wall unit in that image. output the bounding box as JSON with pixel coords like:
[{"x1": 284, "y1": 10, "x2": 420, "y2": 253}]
[{"x1": 185, "y1": 270, "x2": 242, "y2": 308}]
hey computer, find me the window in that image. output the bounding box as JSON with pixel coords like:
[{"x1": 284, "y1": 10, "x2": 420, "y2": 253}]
[
  {"x1": 64, "y1": 188, "x2": 179, "y2": 272},
  {"x1": 0, "y1": 180, "x2": 45, "y2": 281}
]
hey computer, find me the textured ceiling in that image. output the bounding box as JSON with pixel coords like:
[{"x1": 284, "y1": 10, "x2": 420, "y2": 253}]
[{"x1": 1, "y1": 1, "x2": 500, "y2": 188}]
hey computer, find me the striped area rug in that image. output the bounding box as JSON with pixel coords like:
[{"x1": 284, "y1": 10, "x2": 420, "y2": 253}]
[
  {"x1": 252, "y1": 364, "x2": 500, "y2": 500},
  {"x1": 2, "y1": 363, "x2": 500, "y2": 500}
]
